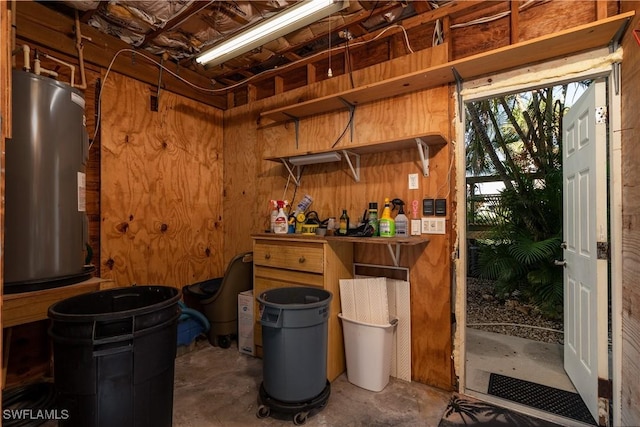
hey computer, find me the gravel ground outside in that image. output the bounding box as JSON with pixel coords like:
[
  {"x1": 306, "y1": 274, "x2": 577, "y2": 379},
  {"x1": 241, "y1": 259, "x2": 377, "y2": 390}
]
[{"x1": 466, "y1": 277, "x2": 564, "y2": 344}]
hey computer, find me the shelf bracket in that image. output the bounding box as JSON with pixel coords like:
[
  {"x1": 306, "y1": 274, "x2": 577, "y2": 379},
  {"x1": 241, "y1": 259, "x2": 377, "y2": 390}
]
[
  {"x1": 338, "y1": 97, "x2": 356, "y2": 142},
  {"x1": 609, "y1": 17, "x2": 631, "y2": 96},
  {"x1": 415, "y1": 137, "x2": 430, "y2": 177},
  {"x1": 386, "y1": 243, "x2": 402, "y2": 267},
  {"x1": 280, "y1": 158, "x2": 301, "y2": 186},
  {"x1": 452, "y1": 67, "x2": 464, "y2": 122},
  {"x1": 341, "y1": 150, "x2": 360, "y2": 182},
  {"x1": 283, "y1": 113, "x2": 300, "y2": 148}
]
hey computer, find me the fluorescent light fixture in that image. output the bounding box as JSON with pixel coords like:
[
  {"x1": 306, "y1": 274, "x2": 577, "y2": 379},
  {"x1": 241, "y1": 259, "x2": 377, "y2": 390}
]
[
  {"x1": 288, "y1": 151, "x2": 342, "y2": 166},
  {"x1": 195, "y1": 0, "x2": 347, "y2": 67}
]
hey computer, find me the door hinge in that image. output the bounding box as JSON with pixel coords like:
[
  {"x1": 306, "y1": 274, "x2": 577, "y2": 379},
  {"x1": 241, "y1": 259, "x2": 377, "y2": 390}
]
[
  {"x1": 597, "y1": 242, "x2": 609, "y2": 260},
  {"x1": 598, "y1": 377, "x2": 612, "y2": 399},
  {"x1": 595, "y1": 106, "x2": 608, "y2": 124}
]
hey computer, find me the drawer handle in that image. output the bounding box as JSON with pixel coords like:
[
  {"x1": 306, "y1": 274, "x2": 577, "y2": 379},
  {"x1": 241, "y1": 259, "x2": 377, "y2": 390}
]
[
  {"x1": 298, "y1": 256, "x2": 305, "y2": 263},
  {"x1": 264, "y1": 253, "x2": 271, "y2": 260}
]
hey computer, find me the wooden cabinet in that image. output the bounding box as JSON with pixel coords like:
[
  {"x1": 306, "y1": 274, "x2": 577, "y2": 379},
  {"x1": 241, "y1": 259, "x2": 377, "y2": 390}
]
[{"x1": 252, "y1": 235, "x2": 353, "y2": 382}]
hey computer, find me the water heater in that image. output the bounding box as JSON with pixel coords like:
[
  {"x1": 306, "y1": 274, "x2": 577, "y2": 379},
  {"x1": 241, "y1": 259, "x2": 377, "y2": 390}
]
[{"x1": 5, "y1": 69, "x2": 91, "y2": 293}]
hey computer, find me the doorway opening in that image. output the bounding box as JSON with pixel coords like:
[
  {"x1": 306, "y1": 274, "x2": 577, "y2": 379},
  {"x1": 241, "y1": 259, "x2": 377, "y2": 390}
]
[{"x1": 463, "y1": 79, "x2": 610, "y2": 426}]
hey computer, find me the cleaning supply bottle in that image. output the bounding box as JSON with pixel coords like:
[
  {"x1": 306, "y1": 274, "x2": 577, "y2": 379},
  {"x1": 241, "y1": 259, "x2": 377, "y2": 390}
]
[
  {"x1": 338, "y1": 209, "x2": 349, "y2": 235},
  {"x1": 367, "y1": 202, "x2": 379, "y2": 236},
  {"x1": 379, "y1": 198, "x2": 395, "y2": 237},
  {"x1": 269, "y1": 200, "x2": 278, "y2": 232},
  {"x1": 392, "y1": 198, "x2": 408, "y2": 237},
  {"x1": 273, "y1": 201, "x2": 288, "y2": 234}
]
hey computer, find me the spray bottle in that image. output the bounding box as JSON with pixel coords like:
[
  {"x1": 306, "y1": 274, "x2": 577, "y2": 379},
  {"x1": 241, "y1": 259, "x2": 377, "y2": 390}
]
[
  {"x1": 379, "y1": 198, "x2": 395, "y2": 237},
  {"x1": 269, "y1": 200, "x2": 278, "y2": 232},
  {"x1": 273, "y1": 200, "x2": 289, "y2": 234},
  {"x1": 392, "y1": 198, "x2": 408, "y2": 237}
]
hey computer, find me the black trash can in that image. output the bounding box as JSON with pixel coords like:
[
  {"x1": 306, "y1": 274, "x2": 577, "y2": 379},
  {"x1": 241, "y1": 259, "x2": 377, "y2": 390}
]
[
  {"x1": 48, "y1": 285, "x2": 180, "y2": 427},
  {"x1": 258, "y1": 287, "x2": 332, "y2": 403}
]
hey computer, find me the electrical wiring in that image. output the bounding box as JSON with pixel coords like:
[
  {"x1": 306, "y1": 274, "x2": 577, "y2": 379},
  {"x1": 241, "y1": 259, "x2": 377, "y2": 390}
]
[
  {"x1": 90, "y1": 23, "x2": 417, "y2": 150},
  {"x1": 436, "y1": 149, "x2": 455, "y2": 199},
  {"x1": 450, "y1": 0, "x2": 548, "y2": 29}
]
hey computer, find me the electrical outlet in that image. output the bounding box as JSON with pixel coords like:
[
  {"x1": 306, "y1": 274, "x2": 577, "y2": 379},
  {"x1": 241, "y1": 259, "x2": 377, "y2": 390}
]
[
  {"x1": 422, "y1": 218, "x2": 446, "y2": 234},
  {"x1": 431, "y1": 218, "x2": 446, "y2": 234},
  {"x1": 408, "y1": 173, "x2": 419, "y2": 190},
  {"x1": 421, "y1": 218, "x2": 430, "y2": 234}
]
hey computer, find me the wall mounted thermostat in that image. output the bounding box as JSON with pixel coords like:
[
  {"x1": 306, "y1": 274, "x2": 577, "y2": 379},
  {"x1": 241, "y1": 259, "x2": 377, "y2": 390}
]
[
  {"x1": 435, "y1": 199, "x2": 447, "y2": 216},
  {"x1": 422, "y1": 198, "x2": 434, "y2": 216}
]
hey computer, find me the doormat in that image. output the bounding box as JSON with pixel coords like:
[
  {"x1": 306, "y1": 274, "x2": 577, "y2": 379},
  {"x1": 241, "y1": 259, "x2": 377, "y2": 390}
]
[
  {"x1": 488, "y1": 373, "x2": 596, "y2": 425},
  {"x1": 438, "y1": 393, "x2": 562, "y2": 427}
]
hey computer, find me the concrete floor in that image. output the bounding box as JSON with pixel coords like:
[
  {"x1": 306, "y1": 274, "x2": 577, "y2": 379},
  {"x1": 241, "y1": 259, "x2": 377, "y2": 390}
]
[
  {"x1": 464, "y1": 328, "x2": 595, "y2": 427},
  {"x1": 172, "y1": 340, "x2": 452, "y2": 426},
  {"x1": 465, "y1": 328, "x2": 574, "y2": 394}
]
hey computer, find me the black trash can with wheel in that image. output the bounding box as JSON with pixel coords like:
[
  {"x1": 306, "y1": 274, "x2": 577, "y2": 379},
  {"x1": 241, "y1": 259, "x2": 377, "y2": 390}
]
[
  {"x1": 255, "y1": 286, "x2": 332, "y2": 425},
  {"x1": 48, "y1": 285, "x2": 180, "y2": 427}
]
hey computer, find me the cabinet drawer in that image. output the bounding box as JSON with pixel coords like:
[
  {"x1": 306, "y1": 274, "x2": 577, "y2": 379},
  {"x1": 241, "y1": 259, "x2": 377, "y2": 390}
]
[{"x1": 254, "y1": 241, "x2": 324, "y2": 273}]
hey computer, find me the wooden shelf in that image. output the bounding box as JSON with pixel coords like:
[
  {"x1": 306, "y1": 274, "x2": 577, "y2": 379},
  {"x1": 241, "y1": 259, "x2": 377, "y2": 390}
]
[
  {"x1": 252, "y1": 233, "x2": 429, "y2": 267},
  {"x1": 2, "y1": 276, "x2": 116, "y2": 328},
  {"x1": 265, "y1": 133, "x2": 446, "y2": 184},
  {"x1": 260, "y1": 12, "x2": 634, "y2": 125},
  {"x1": 264, "y1": 132, "x2": 445, "y2": 161}
]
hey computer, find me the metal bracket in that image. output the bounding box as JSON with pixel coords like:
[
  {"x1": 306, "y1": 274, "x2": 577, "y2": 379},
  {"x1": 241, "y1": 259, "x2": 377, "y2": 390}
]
[
  {"x1": 609, "y1": 17, "x2": 631, "y2": 95},
  {"x1": 338, "y1": 97, "x2": 356, "y2": 142},
  {"x1": 341, "y1": 150, "x2": 360, "y2": 182},
  {"x1": 386, "y1": 243, "x2": 402, "y2": 267},
  {"x1": 280, "y1": 158, "x2": 301, "y2": 186},
  {"x1": 597, "y1": 241, "x2": 609, "y2": 260},
  {"x1": 415, "y1": 137, "x2": 430, "y2": 176},
  {"x1": 452, "y1": 67, "x2": 463, "y2": 122},
  {"x1": 283, "y1": 113, "x2": 300, "y2": 149}
]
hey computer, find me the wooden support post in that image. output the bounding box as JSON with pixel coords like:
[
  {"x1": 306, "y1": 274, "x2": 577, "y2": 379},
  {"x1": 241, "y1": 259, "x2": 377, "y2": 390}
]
[
  {"x1": 274, "y1": 75, "x2": 284, "y2": 94},
  {"x1": 510, "y1": 0, "x2": 520, "y2": 44}
]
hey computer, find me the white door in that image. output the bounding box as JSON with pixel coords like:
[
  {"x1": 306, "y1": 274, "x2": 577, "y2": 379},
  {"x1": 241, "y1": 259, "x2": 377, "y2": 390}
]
[{"x1": 563, "y1": 79, "x2": 609, "y2": 425}]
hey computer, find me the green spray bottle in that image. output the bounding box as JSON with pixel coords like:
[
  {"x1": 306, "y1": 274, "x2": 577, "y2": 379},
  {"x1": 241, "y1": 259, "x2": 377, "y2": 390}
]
[{"x1": 379, "y1": 198, "x2": 395, "y2": 237}]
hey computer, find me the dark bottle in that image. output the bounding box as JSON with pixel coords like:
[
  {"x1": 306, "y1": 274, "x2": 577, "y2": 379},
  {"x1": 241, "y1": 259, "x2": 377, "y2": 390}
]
[
  {"x1": 368, "y1": 202, "x2": 379, "y2": 236},
  {"x1": 339, "y1": 209, "x2": 349, "y2": 235}
]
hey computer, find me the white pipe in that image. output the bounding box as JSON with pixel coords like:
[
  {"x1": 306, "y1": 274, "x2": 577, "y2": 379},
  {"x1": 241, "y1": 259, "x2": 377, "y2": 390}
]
[
  {"x1": 42, "y1": 52, "x2": 75, "y2": 87},
  {"x1": 33, "y1": 56, "x2": 58, "y2": 78},
  {"x1": 22, "y1": 44, "x2": 30, "y2": 72}
]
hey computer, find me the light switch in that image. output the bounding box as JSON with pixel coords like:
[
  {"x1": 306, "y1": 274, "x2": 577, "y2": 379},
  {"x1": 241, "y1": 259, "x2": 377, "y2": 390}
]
[{"x1": 408, "y1": 173, "x2": 419, "y2": 190}]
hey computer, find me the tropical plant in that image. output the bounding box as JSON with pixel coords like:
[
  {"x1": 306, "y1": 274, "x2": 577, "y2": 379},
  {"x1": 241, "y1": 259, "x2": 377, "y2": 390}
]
[{"x1": 466, "y1": 83, "x2": 587, "y2": 318}]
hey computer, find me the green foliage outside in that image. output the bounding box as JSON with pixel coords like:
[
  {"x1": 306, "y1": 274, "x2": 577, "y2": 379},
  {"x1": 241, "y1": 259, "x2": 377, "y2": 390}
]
[{"x1": 465, "y1": 83, "x2": 587, "y2": 318}]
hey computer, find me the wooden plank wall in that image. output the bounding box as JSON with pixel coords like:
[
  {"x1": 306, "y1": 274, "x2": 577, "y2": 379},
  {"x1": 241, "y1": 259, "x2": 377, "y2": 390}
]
[
  {"x1": 224, "y1": 43, "x2": 454, "y2": 389},
  {"x1": 100, "y1": 73, "x2": 225, "y2": 288},
  {"x1": 620, "y1": 2, "x2": 640, "y2": 425}
]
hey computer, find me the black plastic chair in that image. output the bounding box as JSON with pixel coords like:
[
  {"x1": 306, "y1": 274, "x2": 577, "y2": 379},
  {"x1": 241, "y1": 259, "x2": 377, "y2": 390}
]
[{"x1": 182, "y1": 252, "x2": 253, "y2": 348}]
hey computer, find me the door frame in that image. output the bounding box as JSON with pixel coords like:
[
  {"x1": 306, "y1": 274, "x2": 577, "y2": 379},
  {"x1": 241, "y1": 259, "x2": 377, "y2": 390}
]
[{"x1": 453, "y1": 47, "x2": 623, "y2": 426}]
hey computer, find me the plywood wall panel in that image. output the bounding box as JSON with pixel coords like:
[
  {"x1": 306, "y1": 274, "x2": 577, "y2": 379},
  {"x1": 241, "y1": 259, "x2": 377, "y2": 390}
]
[
  {"x1": 519, "y1": 1, "x2": 596, "y2": 41},
  {"x1": 101, "y1": 73, "x2": 224, "y2": 288},
  {"x1": 620, "y1": 2, "x2": 640, "y2": 424},
  {"x1": 451, "y1": 1, "x2": 599, "y2": 60},
  {"x1": 224, "y1": 44, "x2": 454, "y2": 390}
]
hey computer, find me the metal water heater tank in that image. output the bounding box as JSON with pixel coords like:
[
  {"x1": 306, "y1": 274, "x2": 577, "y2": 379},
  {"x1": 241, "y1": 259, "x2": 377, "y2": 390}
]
[{"x1": 5, "y1": 69, "x2": 91, "y2": 293}]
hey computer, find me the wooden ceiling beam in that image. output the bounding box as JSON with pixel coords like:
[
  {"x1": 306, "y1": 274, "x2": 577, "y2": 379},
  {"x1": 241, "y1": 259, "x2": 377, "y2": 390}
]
[
  {"x1": 204, "y1": 0, "x2": 493, "y2": 91},
  {"x1": 14, "y1": 1, "x2": 226, "y2": 108},
  {"x1": 141, "y1": 0, "x2": 215, "y2": 48}
]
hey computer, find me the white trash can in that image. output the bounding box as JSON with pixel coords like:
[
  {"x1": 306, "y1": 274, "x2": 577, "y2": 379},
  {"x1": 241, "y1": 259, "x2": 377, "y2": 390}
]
[{"x1": 338, "y1": 313, "x2": 398, "y2": 392}]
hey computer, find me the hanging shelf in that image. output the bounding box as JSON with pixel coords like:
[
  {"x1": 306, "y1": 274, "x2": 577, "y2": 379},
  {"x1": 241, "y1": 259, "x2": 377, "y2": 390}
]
[
  {"x1": 259, "y1": 12, "x2": 634, "y2": 126},
  {"x1": 266, "y1": 133, "x2": 445, "y2": 185}
]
